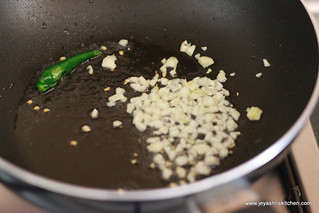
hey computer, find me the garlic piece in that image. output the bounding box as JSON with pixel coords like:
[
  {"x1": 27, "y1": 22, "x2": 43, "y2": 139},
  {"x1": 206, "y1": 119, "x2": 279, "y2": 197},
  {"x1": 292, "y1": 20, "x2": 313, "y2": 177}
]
[
  {"x1": 102, "y1": 55, "x2": 117, "y2": 70},
  {"x1": 81, "y1": 125, "x2": 91, "y2": 132},
  {"x1": 90, "y1": 108, "x2": 99, "y2": 119},
  {"x1": 86, "y1": 65, "x2": 94, "y2": 75},
  {"x1": 119, "y1": 39, "x2": 128, "y2": 47},
  {"x1": 113, "y1": 120, "x2": 123, "y2": 128},
  {"x1": 246, "y1": 106, "x2": 263, "y2": 121},
  {"x1": 263, "y1": 59, "x2": 271, "y2": 67},
  {"x1": 256, "y1": 73, "x2": 262, "y2": 78},
  {"x1": 198, "y1": 56, "x2": 214, "y2": 68},
  {"x1": 217, "y1": 70, "x2": 227, "y2": 82}
]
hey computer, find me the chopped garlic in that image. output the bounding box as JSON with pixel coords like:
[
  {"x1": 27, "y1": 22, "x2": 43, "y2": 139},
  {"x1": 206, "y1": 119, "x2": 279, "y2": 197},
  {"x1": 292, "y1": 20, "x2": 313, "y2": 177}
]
[
  {"x1": 113, "y1": 120, "x2": 123, "y2": 128},
  {"x1": 180, "y1": 40, "x2": 191, "y2": 52},
  {"x1": 59, "y1": 56, "x2": 66, "y2": 61},
  {"x1": 100, "y1": 45, "x2": 107, "y2": 51},
  {"x1": 246, "y1": 106, "x2": 263, "y2": 121},
  {"x1": 176, "y1": 167, "x2": 186, "y2": 178},
  {"x1": 147, "y1": 142, "x2": 164, "y2": 153},
  {"x1": 86, "y1": 65, "x2": 93, "y2": 75},
  {"x1": 185, "y1": 45, "x2": 196, "y2": 57},
  {"x1": 206, "y1": 68, "x2": 212, "y2": 74},
  {"x1": 118, "y1": 39, "x2": 128, "y2": 47},
  {"x1": 115, "y1": 87, "x2": 125, "y2": 94},
  {"x1": 33, "y1": 105, "x2": 40, "y2": 111},
  {"x1": 162, "y1": 168, "x2": 173, "y2": 180},
  {"x1": 102, "y1": 55, "x2": 117, "y2": 70},
  {"x1": 90, "y1": 108, "x2": 99, "y2": 119},
  {"x1": 256, "y1": 73, "x2": 262, "y2": 78},
  {"x1": 194, "y1": 53, "x2": 201, "y2": 60},
  {"x1": 26, "y1": 99, "x2": 33, "y2": 105},
  {"x1": 119, "y1": 43, "x2": 241, "y2": 184},
  {"x1": 159, "y1": 56, "x2": 178, "y2": 77},
  {"x1": 195, "y1": 162, "x2": 211, "y2": 175},
  {"x1": 69, "y1": 140, "x2": 78, "y2": 147},
  {"x1": 103, "y1": 87, "x2": 111, "y2": 92},
  {"x1": 180, "y1": 40, "x2": 196, "y2": 56},
  {"x1": 81, "y1": 125, "x2": 91, "y2": 132},
  {"x1": 263, "y1": 59, "x2": 271, "y2": 67},
  {"x1": 198, "y1": 56, "x2": 214, "y2": 68},
  {"x1": 43, "y1": 108, "x2": 50, "y2": 113},
  {"x1": 217, "y1": 70, "x2": 227, "y2": 82},
  {"x1": 131, "y1": 159, "x2": 137, "y2": 164},
  {"x1": 108, "y1": 93, "x2": 127, "y2": 103},
  {"x1": 230, "y1": 72, "x2": 236, "y2": 77},
  {"x1": 201, "y1": 46, "x2": 207, "y2": 51}
]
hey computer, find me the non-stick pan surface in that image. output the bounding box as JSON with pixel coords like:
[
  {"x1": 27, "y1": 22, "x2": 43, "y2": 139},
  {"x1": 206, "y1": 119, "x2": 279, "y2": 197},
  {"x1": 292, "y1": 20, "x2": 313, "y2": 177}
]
[{"x1": 0, "y1": 0, "x2": 318, "y2": 196}]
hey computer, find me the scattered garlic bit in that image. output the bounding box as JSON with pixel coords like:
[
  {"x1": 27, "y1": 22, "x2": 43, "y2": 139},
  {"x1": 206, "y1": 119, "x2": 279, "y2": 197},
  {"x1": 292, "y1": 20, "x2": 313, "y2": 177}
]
[
  {"x1": 108, "y1": 93, "x2": 127, "y2": 102},
  {"x1": 59, "y1": 56, "x2": 66, "y2": 61},
  {"x1": 217, "y1": 70, "x2": 227, "y2": 82},
  {"x1": 160, "y1": 57, "x2": 178, "y2": 77},
  {"x1": 107, "y1": 87, "x2": 127, "y2": 107},
  {"x1": 81, "y1": 125, "x2": 91, "y2": 132},
  {"x1": 119, "y1": 39, "x2": 128, "y2": 47},
  {"x1": 246, "y1": 106, "x2": 263, "y2": 121},
  {"x1": 128, "y1": 76, "x2": 149, "y2": 92},
  {"x1": 90, "y1": 108, "x2": 99, "y2": 119},
  {"x1": 33, "y1": 105, "x2": 40, "y2": 111},
  {"x1": 69, "y1": 140, "x2": 78, "y2": 147},
  {"x1": 26, "y1": 99, "x2": 33, "y2": 105},
  {"x1": 126, "y1": 74, "x2": 240, "y2": 184},
  {"x1": 194, "y1": 53, "x2": 201, "y2": 60},
  {"x1": 43, "y1": 108, "x2": 50, "y2": 113},
  {"x1": 180, "y1": 40, "x2": 196, "y2": 57},
  {"x1": 162, "y1": 168, "x2": 173, "y2": 180},
  {"x1": 102, "y1": 55, "x2": 117, "y2": 70},
  {"x1": 119, "y1": 50, "x2": 124, "y2": 55},
  {"x1": 230, "y1": 72, "x2": 236, "y2": 77},
  {"x1": 103, "y1": 86, "x2": 111, "y2": 92},
  {"x1": 123, "y1": 78, "x2": 130, "y2": 85},
  {"x1": 206, "y1": 68, "x2": 212, "y2": 74},
  {"x1": 229, "y1": 143, "x2": 236, "y2": 149},
  {"x1": 133, "y1": 152, "x2": 138, "y2": 157},
  {"x1": 186, "y1": 45, "x2": 196, "y2": 57},
  {"x1": 256, "y1": 73, "x2": 262, "y2": 78},
  {"x1": 263, "y1": 59, "x2": 271, "y2": 67},
  {"x1": 131, "y1": 159, "x2": 137, "y2": 165},
  {"x1": 86, "y1": 65, "x2": 93, "y2": 75},
  {"x1": 100, "y1": 45, "x2": 107, "y2": 51},
  {"x1": 236, "y1": 92, "x2": 239, "y2": 96},
  {"x1": 201, "y1": 46, "x2": 207, "y2": 51},
  {"x1": 198, "y1": 56, "x2": 214, "y2": 68},
  {"x1": 115, "y1": 87, "x2": 125, "y2": 94},
  {"x1": 113, "y1": 120, "x2": 123, "y2": 128}
]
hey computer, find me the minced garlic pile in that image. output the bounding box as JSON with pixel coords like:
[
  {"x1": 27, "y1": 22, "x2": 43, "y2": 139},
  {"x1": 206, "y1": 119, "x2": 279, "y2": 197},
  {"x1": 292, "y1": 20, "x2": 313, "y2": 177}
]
[
  {"x1": 126, "y1": 74, "x2": 240, "y2": 183},
  {"x1": 102, "y1": 39, "x2": 266, "y2": 185},
  {"x1": 107, "y1": 73, "x2": 241, "y2": 184}
]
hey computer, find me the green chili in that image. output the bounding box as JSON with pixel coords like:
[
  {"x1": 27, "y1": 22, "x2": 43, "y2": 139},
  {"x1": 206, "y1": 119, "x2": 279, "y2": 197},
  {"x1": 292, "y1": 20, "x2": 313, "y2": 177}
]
[{"x1": 37, "y1": 50, "x2": 102, "y2": 92}]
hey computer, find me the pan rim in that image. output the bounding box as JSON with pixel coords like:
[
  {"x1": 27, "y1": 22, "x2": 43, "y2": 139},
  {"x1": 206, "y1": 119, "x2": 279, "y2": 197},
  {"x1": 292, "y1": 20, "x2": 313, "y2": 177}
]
[{"x1": 0, "y1": 0, "x2": 318, "y2": 202}]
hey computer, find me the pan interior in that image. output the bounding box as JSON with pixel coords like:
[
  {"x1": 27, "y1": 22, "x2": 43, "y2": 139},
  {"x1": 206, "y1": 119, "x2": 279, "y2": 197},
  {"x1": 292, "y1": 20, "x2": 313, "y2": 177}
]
[{"x1": 0, "y1": 0, "x2": 317, "y2": 189}]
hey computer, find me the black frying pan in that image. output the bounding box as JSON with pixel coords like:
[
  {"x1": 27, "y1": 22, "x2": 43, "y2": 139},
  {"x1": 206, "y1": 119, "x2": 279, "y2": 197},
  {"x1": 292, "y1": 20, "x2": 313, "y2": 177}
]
[{"x1": 0, "y1": 0, "x2": 318, "y2": 201}]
